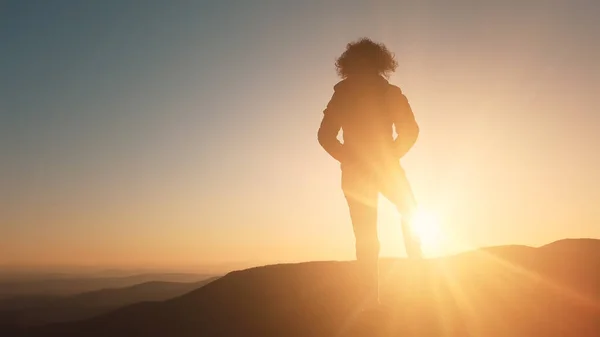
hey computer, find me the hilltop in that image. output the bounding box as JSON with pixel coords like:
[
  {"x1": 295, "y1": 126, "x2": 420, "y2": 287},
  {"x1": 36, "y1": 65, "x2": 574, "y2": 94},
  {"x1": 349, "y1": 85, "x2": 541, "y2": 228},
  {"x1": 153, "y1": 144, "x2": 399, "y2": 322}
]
[{"x1": 13, "y1": 239, "x2": 600, "y2": 337}]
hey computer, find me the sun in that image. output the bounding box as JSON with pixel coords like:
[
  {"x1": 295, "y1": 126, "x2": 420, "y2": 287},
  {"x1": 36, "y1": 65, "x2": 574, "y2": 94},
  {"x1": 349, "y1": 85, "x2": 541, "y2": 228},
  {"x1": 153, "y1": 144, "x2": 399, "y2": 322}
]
[{"x1": 411, "y1": 208, "x2": 444, "y2": 256}]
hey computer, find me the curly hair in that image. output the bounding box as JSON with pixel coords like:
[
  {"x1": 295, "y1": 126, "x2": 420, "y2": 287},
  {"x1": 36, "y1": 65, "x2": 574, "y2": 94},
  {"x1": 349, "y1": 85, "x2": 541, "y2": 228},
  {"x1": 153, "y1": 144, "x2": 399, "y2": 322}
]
[{"x1": 335, "y1": 38, "x2": 398, "y2": 79}]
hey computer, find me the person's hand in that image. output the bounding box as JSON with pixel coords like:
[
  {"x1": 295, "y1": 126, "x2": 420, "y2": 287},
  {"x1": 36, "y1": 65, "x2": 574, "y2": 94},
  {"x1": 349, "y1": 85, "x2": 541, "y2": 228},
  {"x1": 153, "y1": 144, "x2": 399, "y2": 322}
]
[
  {"x1": 338, "y1": 146, "x2": 351, "y2": 163},
  {"x1": 393, "y1": 141, "x2": 410, "y2": 160}
]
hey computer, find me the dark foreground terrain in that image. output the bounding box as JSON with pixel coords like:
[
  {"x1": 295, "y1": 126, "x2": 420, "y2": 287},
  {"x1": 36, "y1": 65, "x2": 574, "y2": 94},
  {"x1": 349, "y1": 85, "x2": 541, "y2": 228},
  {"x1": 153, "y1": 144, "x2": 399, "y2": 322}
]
[{"x1": 7, "y1": 239, "x2": 600, "y2": 337}]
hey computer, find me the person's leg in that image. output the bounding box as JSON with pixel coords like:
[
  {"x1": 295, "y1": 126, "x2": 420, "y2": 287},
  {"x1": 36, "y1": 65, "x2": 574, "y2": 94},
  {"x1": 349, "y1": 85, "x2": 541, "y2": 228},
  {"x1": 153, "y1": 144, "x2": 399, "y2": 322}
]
[
  {"x1": 380, "y1": 164, "x2": 423, "y2": 259},
  {"x1": 341, "y1": 168, "x2": 380, "y2": 305},
  {"x1": 399, "y1": 206, "x2": 423, "y2": 259}
]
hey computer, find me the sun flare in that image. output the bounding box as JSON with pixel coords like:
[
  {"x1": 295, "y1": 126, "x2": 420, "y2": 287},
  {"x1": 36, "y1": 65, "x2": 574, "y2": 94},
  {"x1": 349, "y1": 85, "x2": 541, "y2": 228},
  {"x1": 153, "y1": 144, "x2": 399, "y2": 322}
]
[{"x1": 411, "y1": 209, "x2": 444, "y2": 256}]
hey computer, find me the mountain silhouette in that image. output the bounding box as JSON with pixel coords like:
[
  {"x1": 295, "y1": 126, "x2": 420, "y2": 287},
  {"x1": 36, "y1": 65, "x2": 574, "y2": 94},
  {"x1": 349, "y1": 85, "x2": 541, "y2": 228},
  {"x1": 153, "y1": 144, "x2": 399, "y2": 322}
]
[
  {"x1": 0, "y1": 277, "x2": 218, "y2": 330},
  {"x1": 12, "y1": 239, "x2": 600, "y2": 337},
  {"x1": 0, "y1": 273, "x2": 212, "y2": 299}
]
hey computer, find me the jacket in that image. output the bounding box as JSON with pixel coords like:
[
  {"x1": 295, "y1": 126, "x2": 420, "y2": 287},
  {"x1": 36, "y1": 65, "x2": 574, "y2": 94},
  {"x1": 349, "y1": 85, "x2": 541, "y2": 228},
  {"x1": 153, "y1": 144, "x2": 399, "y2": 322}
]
[{"x1": 317, "y1": 74, "x2": 419, "y2": 168}]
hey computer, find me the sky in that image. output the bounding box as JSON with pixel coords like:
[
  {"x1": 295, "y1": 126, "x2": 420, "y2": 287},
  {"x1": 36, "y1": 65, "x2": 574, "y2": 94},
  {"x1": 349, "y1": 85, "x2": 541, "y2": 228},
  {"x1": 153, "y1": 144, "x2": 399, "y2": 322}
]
[{"x1": 1, "y1": 0, "x2": 599, "y2": 270}]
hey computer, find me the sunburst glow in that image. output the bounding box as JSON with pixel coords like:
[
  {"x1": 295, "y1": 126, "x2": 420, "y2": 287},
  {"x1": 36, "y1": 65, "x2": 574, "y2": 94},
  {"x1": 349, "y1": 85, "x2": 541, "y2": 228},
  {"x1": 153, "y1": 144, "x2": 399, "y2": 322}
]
[{"x1": 411, "y1": 208, "x2": 444, "y2": 256}]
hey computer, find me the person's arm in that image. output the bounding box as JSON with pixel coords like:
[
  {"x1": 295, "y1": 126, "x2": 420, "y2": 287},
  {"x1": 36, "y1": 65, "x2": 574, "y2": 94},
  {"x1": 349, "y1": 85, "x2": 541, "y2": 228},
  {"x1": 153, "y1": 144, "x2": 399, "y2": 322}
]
[
  {"x1": 388, "y1": 87, "x2": 419, "y2": 158},
  {"x1": 317, "y1": 91, "x2": 345, "y2": 162}
]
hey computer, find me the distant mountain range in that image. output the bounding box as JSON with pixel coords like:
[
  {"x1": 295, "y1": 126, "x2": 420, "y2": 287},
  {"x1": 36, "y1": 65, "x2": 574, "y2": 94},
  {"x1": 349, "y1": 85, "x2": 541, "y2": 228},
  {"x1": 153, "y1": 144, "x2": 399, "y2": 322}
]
[
  {"x1": 0, "y1": 273, "x2": 212, "y2": 299},
  {"x1": 0, "y1": 277, "x2": 219, "y2": 328},
  {"x1": 5, "y1": 238, "x2": 600, "y2": 337}
]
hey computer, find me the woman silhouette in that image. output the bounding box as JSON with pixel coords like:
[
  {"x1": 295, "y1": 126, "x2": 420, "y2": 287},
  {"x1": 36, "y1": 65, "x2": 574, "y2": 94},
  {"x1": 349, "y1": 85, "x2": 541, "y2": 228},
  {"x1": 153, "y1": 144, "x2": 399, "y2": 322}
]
[{"x1": 317, "y1": 38, "x2": 422, "y2": 308}]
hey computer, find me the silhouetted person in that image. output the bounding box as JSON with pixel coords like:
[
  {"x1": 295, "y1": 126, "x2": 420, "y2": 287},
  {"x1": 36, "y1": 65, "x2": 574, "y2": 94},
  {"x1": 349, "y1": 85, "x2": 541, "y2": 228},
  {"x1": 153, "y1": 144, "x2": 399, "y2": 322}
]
[{"x1": 318, "y1": 38, "x2": 422, "y2": 308}]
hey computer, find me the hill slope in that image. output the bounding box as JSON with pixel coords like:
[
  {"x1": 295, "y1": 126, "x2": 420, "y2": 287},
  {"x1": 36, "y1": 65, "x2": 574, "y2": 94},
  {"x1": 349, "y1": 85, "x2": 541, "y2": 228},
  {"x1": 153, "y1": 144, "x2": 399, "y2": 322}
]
[{"x1": 21, "y1": 239, "x2": 600, "y2": 337}]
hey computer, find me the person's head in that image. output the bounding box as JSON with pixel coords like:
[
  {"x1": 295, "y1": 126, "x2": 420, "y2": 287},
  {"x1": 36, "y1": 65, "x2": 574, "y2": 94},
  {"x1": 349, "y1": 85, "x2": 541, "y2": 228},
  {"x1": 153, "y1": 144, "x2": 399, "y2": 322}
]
[{"x1": 335, "y1": 38, "x2": 398, "y2": 79}]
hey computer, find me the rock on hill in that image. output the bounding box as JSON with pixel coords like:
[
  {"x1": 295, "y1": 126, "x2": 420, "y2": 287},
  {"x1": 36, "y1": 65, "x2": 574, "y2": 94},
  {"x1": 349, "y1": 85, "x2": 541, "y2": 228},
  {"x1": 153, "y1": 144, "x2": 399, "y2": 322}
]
[{"x1": 20, "y1": 239, "x2": 600, "y2": 337}]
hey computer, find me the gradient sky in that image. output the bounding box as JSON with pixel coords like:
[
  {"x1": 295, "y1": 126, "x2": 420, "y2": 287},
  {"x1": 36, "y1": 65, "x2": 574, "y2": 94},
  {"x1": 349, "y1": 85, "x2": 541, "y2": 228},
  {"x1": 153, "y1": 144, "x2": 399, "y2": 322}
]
[{"x1": 2, "y1": 0, "x2": 599, "y2": 270}]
